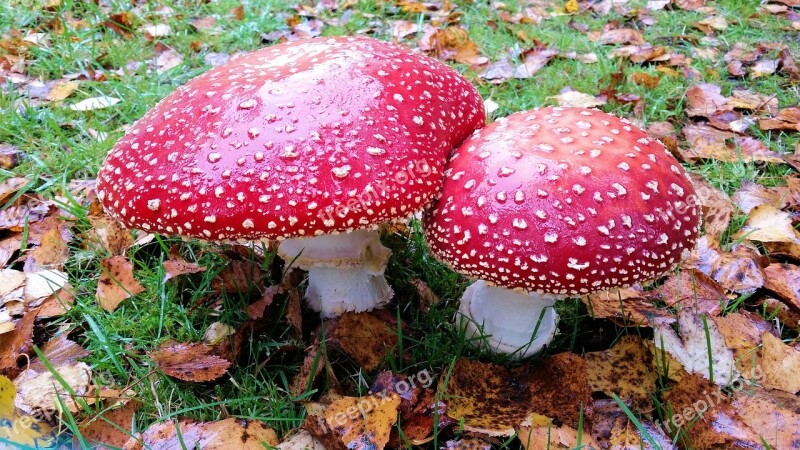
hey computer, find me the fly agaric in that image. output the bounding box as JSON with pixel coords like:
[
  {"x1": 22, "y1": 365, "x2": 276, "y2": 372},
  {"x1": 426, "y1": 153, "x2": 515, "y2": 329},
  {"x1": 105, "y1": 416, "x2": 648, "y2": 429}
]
[
  {"x1": 96, "y1": 36, "x2": 485, "y2": 317},
  {"x1": 424, "y1": 107, "x2": 700, "y2": 357}
]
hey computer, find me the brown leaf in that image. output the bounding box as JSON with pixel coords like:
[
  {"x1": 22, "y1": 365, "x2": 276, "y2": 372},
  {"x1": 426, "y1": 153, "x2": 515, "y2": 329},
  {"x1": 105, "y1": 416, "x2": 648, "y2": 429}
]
[
  {"x1": 584, "y1": 336, "x2": 657, "y2": 412},
  {"x1": 14, "y1": 362, "x2": 92, "y2": 414},
  {"x1": 0, "y1": 200, "x2": 51, "y2": 231},
  {"x1": 25, "y1": 227, "x2": 69, "y2": 271},
  {"x1": 45, "y1": 80, "x2": 79, "y2": 102},
  {"x1": 190, "y1": 16, "x2": 217, "y2": 31},
  {"x1": 162, "y1": 248, "x2": 205, "y2": 282},
  {"x1": 291, "y1": 343, "x2": 326, "y2": 397},
  {"x1": 0, "y1": 144, "x2": 23, "y2": 170},
  {"x1": 155, "y1": 48, "x2": 183, "y2": 74},
  {"x1": 651, "y1": 270, "x2": 728, "y2": 315},
  {"x1": 759, "y1": 106, "x2": 800, "y2": 131},
  {"x1": 0, "y1": 177, "x2": 28, "y2": 205},
  {"x1": 520, "y1": 353, "x2": 593, "y2": 429},
  {"x1": 665, "y1": 373, "x2": 762, "y2": 449},
  {"x1": 422, "y1": 26, "x2": 488, "y2": 66},
  {"x1": 96, "y1": 256, "x2": 144, "y2": 312},
  {"x1": 36, "y1": 284, "x2": 75, "y2": 318},
  {"x1": 438, "y1": 358, "x2": 531, "y2": 436},
  {"x1": 0, "y1": 306, "x2": 36, "y2": 378},
  {"x1": 247, "y1": 285, "x2": 280, "y2": 320},
  {"x1": 688, "y1": 174, "x2": 734, "y2": 246},
  {"x1": 584, "y1": 285, "x2": 675, "y2": 327},
  {"x1": 684, "y1": 237, "x2": 765, "y2": 294},
  {"x1": 763, "y1": 263, "x2": 800, "y2": 310},
  {"x1": 733, "y1": 181, "x2": 785, "y2": 213},
  {"x1": 410, "y1": 279, "x2": 440, "y2": 313},
  {"x1": 328, "y1": 311, "x2": 399, "y2": 372},
  {"x1": 86, "y1": 215, "x2": 134, "y2": 255},
  {"x1": 517, "y1": 413, "x2": 599, "y2": 450},
  {"x1": 685, "y1": 83, "x2": 731, "y2": 118},
  {"x1": 212, "y1": 260, "x2": 265, "y2": 294},
  {"x1": 103, "y1": 11, "x2": 137, "y2": 39},
  {"x1": 151, "y1": 341, "x2": 230, "y2": 382},
  {"x1": 731, "y1": 387, "x2": 800, "y2": 449},
  {"x1": 548, "y1": 89, "x2": 606, "y2": 108},
  {"x1": 286, "y1": 288, "x2": 302, "y2": 339},
  {"x1": 444, "y1": 437, "x2": 492, "y2": 450},
  {"x1": 631, "y1": 71, "x2": 659, "y2": 88},
  {"x1": 589, "y1": 399, "x2": 676, "y2": 450},
  {"x1": 596, "y1": 28, "x2": 645, "y2": 45},
  {"x1": 80, "y1": 400, "x2": 141, "y2": 448},
  {"x1": 123, "y1": 418, "x2": 278, "y2": 450}
]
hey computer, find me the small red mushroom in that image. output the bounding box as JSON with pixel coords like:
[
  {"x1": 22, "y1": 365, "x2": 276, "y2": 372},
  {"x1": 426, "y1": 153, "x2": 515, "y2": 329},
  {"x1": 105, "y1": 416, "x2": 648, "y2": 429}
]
[
  {"x1": 424, "y1": 106, "x2": 700, "y2": 356},
  {"x1": 96, "y1": 36, "x2": 485, "y2": 317}
]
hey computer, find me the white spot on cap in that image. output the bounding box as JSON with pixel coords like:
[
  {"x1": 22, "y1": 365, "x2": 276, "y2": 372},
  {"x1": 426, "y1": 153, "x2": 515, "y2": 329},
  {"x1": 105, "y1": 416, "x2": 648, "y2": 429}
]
[
  {"x1": 544, "y1": 232, "x2": 558, "y2": 243},
  {"x1": 332, "y1": 165, "x2": 352, "y2": 178},
  {"x1": 147, "y1": 199, "x2": 160, "y2": 211},
  {"x1": 239, "y1": 99, "x2": 256, "y2": 109},
  {"x1": 513, "y1": 218, "x2": 528, "y2": 230},
  {"x1": 367, "y1": 147, "x2": 385, "y2": 155},
  {"x1": 243, "y1": 219, "x2": 254, "y2": 229}
]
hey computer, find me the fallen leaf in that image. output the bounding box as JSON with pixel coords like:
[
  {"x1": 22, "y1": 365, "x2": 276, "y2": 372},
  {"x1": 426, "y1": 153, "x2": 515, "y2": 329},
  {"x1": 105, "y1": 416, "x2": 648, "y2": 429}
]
[
  {"x1": 162, "y1": 249, "x2": 205, "y2": 282},
  {"x1": 421, "y1": 26, "x2": 488, "y2": 66},
  {"x1": 684, "y1": 83, "x2": 731, "y2": 118},
  {"x1": 0, "y1": 177, "x2": 27, "y2": 205},
  {"x1": 155, "y1": 48, "x2": 183, "y2": 74},
  {"x1": 517, "y1": 413, "x2": 598, "y2": 450},
  {"x1": 761, "y1": 332, "x2": 800, "y2": 393},
  {"x1": 733, "y1": 181, "x2": 784, "y2": 213},
  {"x1": 96, "y1": 256, "x2": 144, "y2": 312},
  {"x1": 277, "y1": 429, "x2": 326, "y2": 450},
  {"x1": 80, "y1": 399, "x2": 141, "y2": 448},
  {"x1": 688, "y1": 174, "x2": 734, "y2": 246},
  {"x1": 0, "y1": 375, "x2": 56, "y2": 448},
  {"x1": 684, "y1": 236, "x2": 765, "y2": 294},
  {"x1": 548, "y1": 89, "x2": 606, "y2": 108},
  {"x1": 290, "y1": 343, "x2": 326, "y2": 397},
  {"x1": 590, "y1": 399, "x2": 676, "y2": 449},
  {"x1": 190, "y1": 16, "x2": 217, "y2": 31},
  {"x1": 0, "y1": 269, "x2": 26, "y2": 300},
  {"x1": 305, "y1": 392, "x2": 401, "y2": 450},
  {"x1": 201, "y1": 322, "x2": 235, "y2": 346},
  {"x1": 759, "y1": 106, "x2": 800, "y2": 131},
  {"x1": 584, "y1": 285, "x2": 675, "y2": 327},
  {"x1": 712, "y1": 311, "x2": 775, "y2": 376},
  {"x1": 14, "y1": 362, "x2": 92, "y2": 414},
  {"x1": 29, "y1": 335, "x2": 90, "y2": 371},
  {"x1": 24, "y1": 269, "x2": 68, "y2": 305},
  {"x1": 651, "y1": 270, "x2": 728, "y2": 315},
  {"x1": 327, "y1": 311, "x2": 399, "y2": 372},
  {"x1": 0, "y1": 307, "x2": 35, "y2": 378},
  {"x1": 584, "y1": 336, "x2": 657, "y2": 412},
  {"x1": 212, "y1": 259, "x2": 265, "y2": 294},
  {"x1": 694, "y1": 15, "x2": 728, "y2": 33},
  {"x1": 86, "y1": 215, "x2": 134, "y2": 255},
  {"x1": 69, "y1": 96, "x2": 121, "y2": 111},
  {"x1": 653, "y1": 309, "x2": 738, "y2": 385},
  {"x1": 438, "y1": 358, "x2": 531, "y2": 436},
  {"x1": 123, "y1": 417, "x2": 278, "y2": 450},
  {"x1": 596, "y1": 28, "x2": 645, "y2": 45},
  {"x1": 142, "y1": 23, "x2": 171, "y2": 40},
  {"x1": 763, "y1": 263, "x2": 800, "y2": 310},
  {"x1": 0, "y1": 144, "x2": 23, "y2": 170},
  {"x1": 631, "y1": 71, "x2": 660, "y2": 88},
  {"x1": 410, "y1": 279, "x2": 440, "y2": 313},
  {"x1": 731, "y1": 387, "x2": 800, "y2": 449},
  {"x1": 734, "y1": 204, "x2": 800, "y2": 247},
  {"x1": 151, "y1": 341, "x2": 230, "y2": 382},
  {"x1": 521, "y1": 353, "x2": 593, "y2": 429},
  {"x1": 25, "y1": 227, "x2": 69, "y2": 271}
]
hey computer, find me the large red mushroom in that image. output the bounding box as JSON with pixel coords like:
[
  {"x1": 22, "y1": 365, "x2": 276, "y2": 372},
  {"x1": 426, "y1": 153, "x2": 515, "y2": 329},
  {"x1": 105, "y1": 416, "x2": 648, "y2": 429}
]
[
  {"x1": 424, "y1": 107, "x2": 700, "y2": 357},
  {"x1": 96, "y1": 36, "x2": 485, "y2": 317}
]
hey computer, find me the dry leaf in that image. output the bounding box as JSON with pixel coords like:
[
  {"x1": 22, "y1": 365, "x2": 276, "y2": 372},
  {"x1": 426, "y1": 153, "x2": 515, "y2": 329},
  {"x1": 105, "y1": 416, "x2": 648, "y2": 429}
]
[
  {"x1": 651, "y1": 270, "x2": 728, "y2": 315},
  {"x1": 665, "y1": 373, "x2": 762, "y2": 449},
  {"x1": 305, "y1": 392, "x2": 401, "y2": 450},
  {"x1": 124, "y1": 418, "x2": 278, "y2": 450},
  {"x1": 0, "y1": 306, "x2": 36, "y2": 378},
  {"x1": 548, "y1": 90, "x2": 606, "y2": 108},
  {"x1": 763, "y1": 263, "x2": 800, "y2": 310},
  {"x1": 596, "y1": 28, "x2": 645, "y2": 45},
  {"x1": 277, "y1": 429, "x2": 326, "y2": 450},
  {"x1": 0, "y1": 177, "x2": 27, "y2": 205},
  {"x1": 25, "y1": 227, "x2": 69, "y2": 271},
  {"x1": 521, "y1": 353, "x2": 593, "y2": 429},
  {"x1": 438, "y1": 358, "x2": 531, "y2": 436},
  {"x1": 327, "y1": 311, "x2": 399, "y2": 372},
  {"x1": 162, "y1": 249, "x2": 205, "y2": 282},
  {"x1": 14, "y1": 362, "x2": 92, "y2": 414},
  {"x1": 517, "y1": 413, "x2": 598, "y2": 450},
  {"x1": 80, "y1": 399, "x2": 141, "y2": 448},
  {"x1": 86, "y1": 215, "x2": 134, "y2": 255},
  {"x1": 684, "y1": 83, "x2": 731, "y2": 118},
  {"x1": 69, "y1": 96, "x2": 121, "y2": 111},
  {"x1": 151, "y1": 341, "x2": 230, "y2": 382},
  {"x1": 96, "y1": 256, "x2": 144, "y2": 312},
  {"x1": 201, "y1": 322, "x2": 234, "y2": 345},
  {"x1": 734, "y1": 204, "x2": 800, "y2": 247},
  {"x1": 0, "y1": 375, "x2": 55, "y2": 448},
  {"x1": 731, "y1": 387, "x2": 800, "y2": 449},
  {"x1": 688, "y1": 174, "x2": 734, "y2": 246},
  {"x1": 584, "y1": 336, "x2": 657, "y2": 412},
  {"x1": 590, "y1": 399, "x2": 676, "y2": 449},
  {"x1": 684, "y1": 236, "x2": 764, "y2": 294},
  {"x1": 712, "y1": 311, "x2": 775, "y2": 376},
  {"x1": 410, "y1": 278, "x2": 440, "y2": 313},
  {"x1": 155, "y1": 48, "x2": 183, "y2": 74},
  {"x1": 291, "y1": 343, "x2": 325, "y2": 397},
  {"x1": 653, "y1": 309, "x2": 737, "y2": 385},
  {"x1": 761, "y1": 332, "x2": 800, "y2": 393},
  {"x1": 45, "y1": 81, "x2": 79, "y2": 102},
  {"x1": 584, "y1": 285, "x2": 674, "y2": 327},
  {"x1": 24, "y1": 270, "x2": 68, "y2": 305},
  {"x1": 759, "y1": 106, "x2": 800, "y2": 131},
  {"x1": 0, "y1": 144, "x2": 23, "y2": 170}
]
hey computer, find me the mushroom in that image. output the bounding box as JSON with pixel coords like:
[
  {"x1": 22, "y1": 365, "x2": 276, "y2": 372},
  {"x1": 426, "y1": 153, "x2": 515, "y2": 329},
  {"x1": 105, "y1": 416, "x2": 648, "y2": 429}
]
[
  {"x1": 96, "y1": 36, "x2": 485, "y2": 317},
  {"x1": 423, "y1": 107, "x2": 701, "y2": 357}
]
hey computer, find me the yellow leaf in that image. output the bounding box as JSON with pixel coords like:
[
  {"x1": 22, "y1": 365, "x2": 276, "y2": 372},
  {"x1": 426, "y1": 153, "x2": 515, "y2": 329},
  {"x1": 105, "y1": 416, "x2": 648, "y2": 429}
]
[
  {"x1": 565, "y1": 0, "x2": 579, "y2": 13},
  {"x1": 0, "y1": 375, "x2": 55, "y2": 448}
]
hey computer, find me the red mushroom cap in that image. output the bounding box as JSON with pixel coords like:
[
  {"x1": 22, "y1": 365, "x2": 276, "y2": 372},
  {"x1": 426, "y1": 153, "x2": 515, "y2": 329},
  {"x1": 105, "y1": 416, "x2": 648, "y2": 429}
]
[
  {"x1": 96, "y1": 36, "x2": 485, "y2": 240},
  {"x1": 424, "y1": 107, "x2": 700, "y2": 296}
]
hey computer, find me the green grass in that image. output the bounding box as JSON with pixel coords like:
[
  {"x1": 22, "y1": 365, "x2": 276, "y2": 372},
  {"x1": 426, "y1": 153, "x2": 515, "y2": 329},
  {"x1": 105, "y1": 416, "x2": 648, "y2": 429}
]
[{"x1": 2, "y1": 0, "x2": 799, "y2": 448}]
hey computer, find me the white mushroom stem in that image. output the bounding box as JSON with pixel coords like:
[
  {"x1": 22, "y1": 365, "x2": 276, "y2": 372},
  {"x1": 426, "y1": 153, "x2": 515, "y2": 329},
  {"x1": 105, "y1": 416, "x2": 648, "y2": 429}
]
[
  {"x1": 457, "y1": 280, "x2": 560, "y2": 358},
  {"x1": 277, "y1": 229, "x2": 393, "y2": 318}
]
